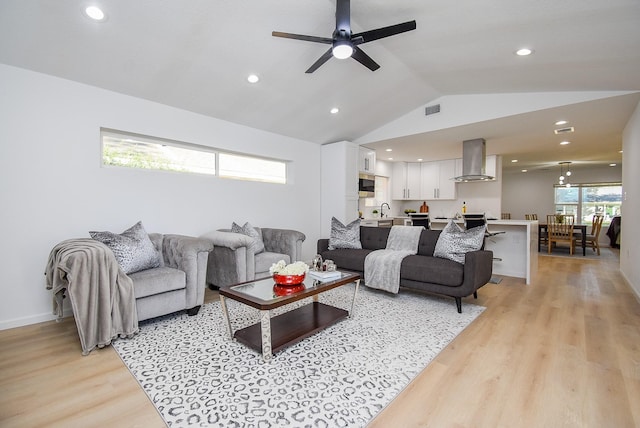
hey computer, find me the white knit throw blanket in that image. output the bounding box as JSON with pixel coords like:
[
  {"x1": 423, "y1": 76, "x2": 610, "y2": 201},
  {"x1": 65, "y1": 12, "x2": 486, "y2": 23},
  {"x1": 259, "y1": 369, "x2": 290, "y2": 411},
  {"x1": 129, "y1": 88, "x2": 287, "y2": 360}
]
[{"x1": 364, "y1": 226, "x2": 423, "y2": 293}]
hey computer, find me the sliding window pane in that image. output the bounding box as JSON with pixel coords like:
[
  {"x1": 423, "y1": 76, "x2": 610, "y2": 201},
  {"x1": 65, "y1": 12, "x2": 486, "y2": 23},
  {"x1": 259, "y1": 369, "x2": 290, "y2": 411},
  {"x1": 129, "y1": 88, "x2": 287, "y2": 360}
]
[
  {"x1": 554, "y1": 186, "x2": 578, "y2": 217},
  {"x1": 219, "y1": 153, "x2": 287, "y2": 184},
  {"x1": 581, "y1": 185, "x2": 622, "y2": 225},
  {"x1": 102, "y1": 132, "x2": 216, "y2": 175}
]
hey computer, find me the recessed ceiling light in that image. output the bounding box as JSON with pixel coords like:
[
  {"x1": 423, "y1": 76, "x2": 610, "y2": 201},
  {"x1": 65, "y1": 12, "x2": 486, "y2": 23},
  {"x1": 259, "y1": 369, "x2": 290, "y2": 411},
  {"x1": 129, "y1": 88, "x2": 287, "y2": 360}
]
[
  {"x1": 619, "y1": 150, "x2": 623, "y2": 153},
  {"x1": 388, "y1": 157, "x2": 393, "y2": 160},
  {"x1": 521, "y1": 169, "x2": 528, "y2": 173},
  {"x1": 85, "y1": 6, "x2": 105, "y2": 21},
  {"x1": 417, "y1": 158, "x2": 423, "y2": 161},
  {"x1": 610, "y1": 163, "x2": 617, "y2": 167},
  {"x1": 385, "y1": 149, "x2": 392, "y2": 152},
  {"x1": 515, "y1": 48, "x2": 533, "y2": 56},
  {"x1": 560, "y1": 141, "x2": 571, "y2": 145},
  {"x1": 330, "y1": 107, "x2": 339, "y2": 114},
  {"x1": 555, "y1": 120, "x2": 568, "y2": 126},
  {"x1": 247, "y1": 74, "x2": 259, "y2": 83},
  {"x1": 511, "y1": 159, "x2": 518, "y2": 163}
]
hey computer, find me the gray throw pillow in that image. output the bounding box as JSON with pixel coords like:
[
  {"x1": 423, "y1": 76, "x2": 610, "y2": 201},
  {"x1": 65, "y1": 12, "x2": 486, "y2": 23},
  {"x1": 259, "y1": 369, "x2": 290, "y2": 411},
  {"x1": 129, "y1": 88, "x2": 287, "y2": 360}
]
[
  {"x1": 89, "y1": 221, "x2": 161, "y2": 274},
  {"x1": 328, "y1": 217, "x2": 362, "y2": 250},
  {"x1": 433, "y1": 220, "x2": 485, "y2": 264},
  {"x1": 231, "y1": 221, "x2": 265, "y2": 254}
]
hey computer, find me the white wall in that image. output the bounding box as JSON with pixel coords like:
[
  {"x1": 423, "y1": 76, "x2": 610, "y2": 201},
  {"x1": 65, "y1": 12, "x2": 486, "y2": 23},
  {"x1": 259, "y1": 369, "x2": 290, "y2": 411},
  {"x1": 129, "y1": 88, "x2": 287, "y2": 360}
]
[
  {"x1": 0, "y1": 64, "x2": 322, "y2": 329},
  {"x1": 502, "y1": 165, "x2": 623, "y2": 220},
  {"x1": 621, "y1": 101, "x2": 640, "y2": 299}
]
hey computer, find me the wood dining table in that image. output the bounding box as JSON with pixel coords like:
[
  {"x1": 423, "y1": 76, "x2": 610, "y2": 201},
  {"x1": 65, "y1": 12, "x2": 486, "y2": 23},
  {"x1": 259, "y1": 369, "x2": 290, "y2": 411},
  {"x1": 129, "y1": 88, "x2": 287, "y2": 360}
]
[{"x1": 538, "y1": 223, "x2": 588, "y2": 256}]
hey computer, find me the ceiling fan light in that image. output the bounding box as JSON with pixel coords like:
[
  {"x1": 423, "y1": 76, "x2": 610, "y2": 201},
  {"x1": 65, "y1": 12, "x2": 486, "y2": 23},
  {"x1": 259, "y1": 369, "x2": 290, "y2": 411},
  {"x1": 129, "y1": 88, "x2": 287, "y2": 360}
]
[{"x1": 332, "y1": 42, "x2": 353, "y2": 59}]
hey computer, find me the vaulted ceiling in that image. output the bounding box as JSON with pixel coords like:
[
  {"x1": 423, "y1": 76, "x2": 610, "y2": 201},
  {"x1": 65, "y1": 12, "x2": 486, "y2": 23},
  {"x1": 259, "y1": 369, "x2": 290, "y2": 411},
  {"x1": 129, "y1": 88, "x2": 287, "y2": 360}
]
[{"x1": 1, "y1": 0, "x2": 639, "y2": 172}]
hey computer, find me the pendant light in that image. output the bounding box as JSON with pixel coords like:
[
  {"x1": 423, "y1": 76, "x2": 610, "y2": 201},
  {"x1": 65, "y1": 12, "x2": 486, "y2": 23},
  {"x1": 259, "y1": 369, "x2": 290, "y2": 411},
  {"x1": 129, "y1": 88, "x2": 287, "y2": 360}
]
[{"x1": 558, "y1": 161, "x2": 572, "y2": 188}]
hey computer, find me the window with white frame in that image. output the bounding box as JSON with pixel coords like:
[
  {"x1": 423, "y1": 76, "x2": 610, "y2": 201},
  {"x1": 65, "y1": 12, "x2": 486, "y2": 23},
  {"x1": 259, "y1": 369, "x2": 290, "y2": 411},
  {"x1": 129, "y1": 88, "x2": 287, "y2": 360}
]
[
  {"x1": 554, "y1": 182, "x2": 622, "y2": 225},
  {"x1": 101, "y1": 129, "x2": 288, "y2": 184}
]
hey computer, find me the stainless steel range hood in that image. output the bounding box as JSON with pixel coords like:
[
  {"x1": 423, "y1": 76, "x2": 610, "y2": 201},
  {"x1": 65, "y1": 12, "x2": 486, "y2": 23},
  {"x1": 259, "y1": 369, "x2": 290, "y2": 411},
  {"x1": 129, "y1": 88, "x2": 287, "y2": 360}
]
[{"x1": 453, "y1": 138, "x2": 495, "y2": 182}]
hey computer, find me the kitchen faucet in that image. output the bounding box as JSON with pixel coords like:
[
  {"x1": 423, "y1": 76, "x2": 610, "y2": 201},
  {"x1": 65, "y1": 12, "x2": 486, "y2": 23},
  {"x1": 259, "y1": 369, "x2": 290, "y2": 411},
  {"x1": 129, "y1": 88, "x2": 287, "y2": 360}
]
[{"x1": 380, "y1": 203, "x2": 390, "y2": 218}]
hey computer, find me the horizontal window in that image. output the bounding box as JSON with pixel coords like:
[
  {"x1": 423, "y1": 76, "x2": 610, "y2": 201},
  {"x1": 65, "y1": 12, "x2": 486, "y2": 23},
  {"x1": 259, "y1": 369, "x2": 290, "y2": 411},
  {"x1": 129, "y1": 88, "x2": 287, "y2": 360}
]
[
  {"x1": 554, "y1": 182, "x2": 621, "y2": 225},
  {"x1": 219, "y1": 153, "x2": 287, "y2": 184},
  {"x1": 101, "y1": 129, "x2": 287, "y2": 184}
]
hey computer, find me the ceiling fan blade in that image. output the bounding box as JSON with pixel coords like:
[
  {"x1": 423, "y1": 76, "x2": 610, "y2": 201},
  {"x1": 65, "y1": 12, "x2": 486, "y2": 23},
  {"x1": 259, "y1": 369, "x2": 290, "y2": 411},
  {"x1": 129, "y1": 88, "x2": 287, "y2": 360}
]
[
  {"x1": 272, "y1": 31, "x2": 332, "y2": 44},
  {"x1": 305, "y1": 48, "x2": 334, "y2": 73},
  {"x1": 351, "y1": 46, "x2": 380, "y2": 71},
  {"x1": 352, "y1": 20, "x2": 417, "y2": 44}
]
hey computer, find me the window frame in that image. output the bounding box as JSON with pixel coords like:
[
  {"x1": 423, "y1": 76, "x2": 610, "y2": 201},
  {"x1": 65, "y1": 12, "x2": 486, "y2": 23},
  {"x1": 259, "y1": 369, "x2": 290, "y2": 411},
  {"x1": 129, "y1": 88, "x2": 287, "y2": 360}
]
[
  {"x1": 101, "y1": 128, "x2": 289, "y2": 184},
  {"x1": 554, "y1": 182, "x2": 622, "y2": 226}
]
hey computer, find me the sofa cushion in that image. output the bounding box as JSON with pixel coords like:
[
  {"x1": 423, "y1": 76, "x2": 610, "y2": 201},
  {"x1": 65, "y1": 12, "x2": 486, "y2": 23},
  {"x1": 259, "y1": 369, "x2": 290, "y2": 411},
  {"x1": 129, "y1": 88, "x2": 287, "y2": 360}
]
[
  {"x1": 231, "y1": 221, "x2": 265, "y2": 254},
  {"x1": 401, "y1": 254, "x2": 464, "y2": 287},
  {"x1": 329, "y1": 217, "x2": 362, "y2": 250},
  {"x1": 89, "y1": 221, "x2": 161, "y2": 274},
  {"x1": 255, "y1": 252, "x2": 291, "y2": 276},
  {"x1": 359, "y1": 226, "x2": 390, "y2": 250},
  {"x1": 433, "y1": 220, "x2": 485, "y2": 264},
  {"x1": 320, "y1": 248, "x2": 373, "y2": 273},
  {"x1": 416, "y1": 229, "x2": 441, "y2": 257},
  {"x1": 129, "y1": 266, "x2": 186, "y2": 299}
]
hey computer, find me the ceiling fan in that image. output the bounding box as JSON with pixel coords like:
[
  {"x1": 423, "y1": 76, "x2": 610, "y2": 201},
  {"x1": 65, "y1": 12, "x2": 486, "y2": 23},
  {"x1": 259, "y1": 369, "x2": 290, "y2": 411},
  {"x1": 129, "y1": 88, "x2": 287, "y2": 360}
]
[{"x1": 272, "y1": 0, "x2": 416, "y2": 73}]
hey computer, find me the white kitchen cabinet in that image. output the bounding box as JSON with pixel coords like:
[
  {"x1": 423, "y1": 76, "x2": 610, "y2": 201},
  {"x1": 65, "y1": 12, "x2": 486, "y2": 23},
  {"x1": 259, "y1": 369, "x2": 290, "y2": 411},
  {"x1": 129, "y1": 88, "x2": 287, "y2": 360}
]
[
  {"x1": 358, "y1": 147, "x2": 376, "y2": 173},
  {"x1": 320, "y1": 141, "x2": 359, "y2": 237},
  {"x1": 420, "y1": 159, "x2": 458, "y2": 200},
  {"x1": 392, "y1": 162, "x2": 421, "y2": 200}
]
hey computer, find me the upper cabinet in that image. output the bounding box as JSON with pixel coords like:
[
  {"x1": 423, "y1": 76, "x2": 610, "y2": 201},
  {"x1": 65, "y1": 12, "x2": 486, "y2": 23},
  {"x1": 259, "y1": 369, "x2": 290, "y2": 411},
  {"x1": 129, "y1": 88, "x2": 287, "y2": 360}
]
[
  {"x1": 392, "y1": 162, "x2": 421, "y2": 200},
  {"x1": 421, "y1": 159, "x2": 458, "y2": 200},
  {"x1": 358, "y1": 147, "x2": 376, "y2": 173}
]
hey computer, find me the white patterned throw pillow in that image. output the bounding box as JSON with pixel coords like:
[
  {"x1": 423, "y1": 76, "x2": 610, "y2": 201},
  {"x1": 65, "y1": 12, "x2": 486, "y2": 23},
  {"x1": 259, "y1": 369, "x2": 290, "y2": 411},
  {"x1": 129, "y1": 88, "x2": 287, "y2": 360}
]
[
  {"x1": 328, "y1": 217, "x2": 362, "y2": 250},
  {"x1": 89, "y1": 221, "x2": 161, "y2": 274},
  {"x1": 231, "y1": 221, "x2": 265, "y2": 254},
  {"x1": 433, "y1": 220, "x2": 485, "y2": 264}
]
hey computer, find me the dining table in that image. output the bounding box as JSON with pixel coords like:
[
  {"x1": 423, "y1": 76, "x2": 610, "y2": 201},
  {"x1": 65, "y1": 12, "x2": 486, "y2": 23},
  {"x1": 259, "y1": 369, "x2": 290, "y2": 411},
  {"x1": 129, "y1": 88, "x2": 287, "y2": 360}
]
[{"x1": 538, "y1": 223, "x2": 588, "y2": 256}]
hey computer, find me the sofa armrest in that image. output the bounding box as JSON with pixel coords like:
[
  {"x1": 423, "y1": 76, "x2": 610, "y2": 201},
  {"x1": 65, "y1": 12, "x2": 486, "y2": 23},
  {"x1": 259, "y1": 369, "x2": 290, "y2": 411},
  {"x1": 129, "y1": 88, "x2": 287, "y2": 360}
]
[
  {"x1": 200, "y1": 230, "x2": 257, "y2": 287},
  {"x1": 200, "y1": 230, "x2": 256, "y2": 251},
  {"x1": 160, "y1": 234, "x2": 214, "y2": 308},
  {"x1": 462, "y1": 249, "x2": 494, "y2": 294},
  {"x1": 317, "y1": 238, "x2": 330, "y2": 254},
  {"x1": 261, "y1": 228, "x2": 306, "y2": 261}
]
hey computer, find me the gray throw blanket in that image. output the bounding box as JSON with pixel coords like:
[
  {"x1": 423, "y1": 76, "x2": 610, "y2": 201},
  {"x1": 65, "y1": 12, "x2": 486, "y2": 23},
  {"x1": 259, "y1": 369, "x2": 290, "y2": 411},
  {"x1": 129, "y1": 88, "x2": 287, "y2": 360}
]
[
  {"x1": 45, "y1": 239, "x2": 138, "y2": 355},
  {"x1": 364, "y1": 226, "x2": 423, "y2": 293}
]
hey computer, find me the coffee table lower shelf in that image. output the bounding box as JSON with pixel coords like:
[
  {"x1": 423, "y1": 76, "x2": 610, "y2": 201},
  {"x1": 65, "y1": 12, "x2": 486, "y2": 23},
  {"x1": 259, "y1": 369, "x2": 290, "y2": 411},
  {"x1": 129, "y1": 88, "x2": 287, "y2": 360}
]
[{"x1": 234, "y1": 302, "x2": 348, "y2": 356}]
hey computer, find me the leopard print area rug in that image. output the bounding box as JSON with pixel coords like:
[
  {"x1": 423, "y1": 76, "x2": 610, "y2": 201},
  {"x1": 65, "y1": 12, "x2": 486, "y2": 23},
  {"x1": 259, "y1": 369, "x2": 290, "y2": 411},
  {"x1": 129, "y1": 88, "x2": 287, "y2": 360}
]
[{"x1": 113, "y1": 284, "x2": 484, "y2": 427}]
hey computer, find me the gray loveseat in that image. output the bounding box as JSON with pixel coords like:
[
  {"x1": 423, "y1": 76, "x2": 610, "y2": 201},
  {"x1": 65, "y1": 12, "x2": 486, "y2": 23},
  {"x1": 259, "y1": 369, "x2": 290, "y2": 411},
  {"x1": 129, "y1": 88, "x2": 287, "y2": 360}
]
[
  {"x1": 135, "y1": 233, "x2": 213, "y2": 320},
  {"x1": 317, "y1": 226, "x2": 493, "y2": 313},
  {"x1": 201, "y1": 227, "x2": 306, "y2": 288},
  {"x1": 46, "y1": 232, "x2": 213, "y2": 354}
]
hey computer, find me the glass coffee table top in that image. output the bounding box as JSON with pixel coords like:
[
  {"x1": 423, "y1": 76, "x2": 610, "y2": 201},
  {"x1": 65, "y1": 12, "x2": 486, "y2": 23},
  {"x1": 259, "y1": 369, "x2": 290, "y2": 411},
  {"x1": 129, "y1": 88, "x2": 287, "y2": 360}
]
[{"x1": 221, "y1": 271, "x2": 360, "y2": 310}]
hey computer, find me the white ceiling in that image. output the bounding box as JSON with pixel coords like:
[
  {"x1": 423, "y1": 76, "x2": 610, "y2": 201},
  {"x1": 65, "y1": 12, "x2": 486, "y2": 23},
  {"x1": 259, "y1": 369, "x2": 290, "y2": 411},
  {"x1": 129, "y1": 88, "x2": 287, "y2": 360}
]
[{"x1": 1, "y1": 0, "x2": 639, "y2": 172}]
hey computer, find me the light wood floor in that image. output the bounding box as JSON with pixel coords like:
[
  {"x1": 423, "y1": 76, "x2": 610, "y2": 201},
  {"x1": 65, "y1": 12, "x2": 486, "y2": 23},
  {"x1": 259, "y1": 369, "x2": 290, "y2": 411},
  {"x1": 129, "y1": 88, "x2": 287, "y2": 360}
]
[{"x1": 1, "y1": 248, "x2": 638, "y2": 427}]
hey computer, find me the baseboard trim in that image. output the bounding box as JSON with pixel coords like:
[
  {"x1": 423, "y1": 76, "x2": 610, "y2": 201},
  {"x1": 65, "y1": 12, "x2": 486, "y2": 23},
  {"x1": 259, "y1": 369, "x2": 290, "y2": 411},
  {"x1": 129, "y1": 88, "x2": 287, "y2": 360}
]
[
  {"x1": 620, "y1": 270, "x2": 640, "y2": 304},
  {"x1": 0, "y1": 308, "x2": 73, "y2": 331}
]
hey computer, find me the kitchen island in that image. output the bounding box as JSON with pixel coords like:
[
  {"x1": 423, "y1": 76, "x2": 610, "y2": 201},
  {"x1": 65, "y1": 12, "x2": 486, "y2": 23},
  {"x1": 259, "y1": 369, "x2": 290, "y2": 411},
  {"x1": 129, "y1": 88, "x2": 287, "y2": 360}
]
[{"x1": 430, "y1": 218, "x2": 538, "y2": 285}]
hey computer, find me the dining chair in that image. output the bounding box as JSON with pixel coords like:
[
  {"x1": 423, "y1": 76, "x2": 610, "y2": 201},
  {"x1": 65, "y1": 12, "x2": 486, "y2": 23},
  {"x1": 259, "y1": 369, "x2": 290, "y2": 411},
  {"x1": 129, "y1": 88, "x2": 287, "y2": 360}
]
[
  {"x1": 525, "y1": 214, "x2": 538, "y2": 220},
  {"x1": 463, "y1": 214, "x2": 506, "y2": 274},
  {"x1": 578, "y1": 214, "x2": 605, "y2": 255},
  {"x1": 501, "y1": 213, "x2": 511, "y2": 219},
  {"x1": 546, "y1": 214, "x2": 575, "y2": 255}
]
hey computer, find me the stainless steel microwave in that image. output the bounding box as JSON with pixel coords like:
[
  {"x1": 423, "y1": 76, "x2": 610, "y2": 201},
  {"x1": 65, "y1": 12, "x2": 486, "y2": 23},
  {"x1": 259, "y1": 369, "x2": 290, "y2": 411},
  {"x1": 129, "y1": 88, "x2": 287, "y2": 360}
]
[{"x1": 358, "y1": 173, "x2": 375, "y2": 198}]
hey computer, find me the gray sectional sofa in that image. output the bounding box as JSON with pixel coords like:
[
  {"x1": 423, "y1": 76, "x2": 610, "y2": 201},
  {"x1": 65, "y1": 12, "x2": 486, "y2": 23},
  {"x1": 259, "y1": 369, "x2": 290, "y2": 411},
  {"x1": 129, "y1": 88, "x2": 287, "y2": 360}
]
[{"x1": 317, "y1": 226, "x2": 493, "y2": 313}]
